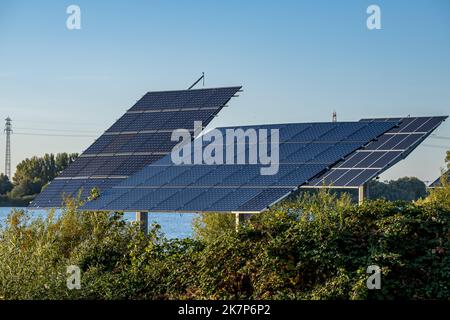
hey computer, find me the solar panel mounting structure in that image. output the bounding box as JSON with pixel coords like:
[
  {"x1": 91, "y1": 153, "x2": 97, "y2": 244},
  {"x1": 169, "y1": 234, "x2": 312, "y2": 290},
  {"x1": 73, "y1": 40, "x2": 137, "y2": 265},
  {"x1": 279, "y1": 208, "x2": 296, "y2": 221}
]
[
  {"x1": 80, "y1": 115, "x2": 447, "y2": 228},
  {"x1": 30, "y1": 86, "x2": 242, "y2": 215},
  {"x1": 302, "y1": 116, "x2": 448, "y2": 203},
  {"x1": 81, "y1": 121, "x2": 398, "y2": 221}
]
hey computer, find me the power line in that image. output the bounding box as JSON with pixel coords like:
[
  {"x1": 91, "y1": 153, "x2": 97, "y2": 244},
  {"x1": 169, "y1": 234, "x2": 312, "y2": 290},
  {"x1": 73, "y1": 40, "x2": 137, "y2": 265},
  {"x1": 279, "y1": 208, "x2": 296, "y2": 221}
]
[
  {"x1": 430, "y1": 135, "x2": 450, "y2": 141},
  {"x1": 13, "y1": 119, "x2": 105, "y2": 128},
  {"x1": 14, "y1": 127, "x2": 100, "y2": 133},
  {"x1": 14, "y1": 132, "x2": 97, "y2": 138},
  {"x1": 4, "y1": 121, "x2": 450, "y2": 146},
  {"x1": 422, "y1": 144, "x2": 450, "y2": 149}
]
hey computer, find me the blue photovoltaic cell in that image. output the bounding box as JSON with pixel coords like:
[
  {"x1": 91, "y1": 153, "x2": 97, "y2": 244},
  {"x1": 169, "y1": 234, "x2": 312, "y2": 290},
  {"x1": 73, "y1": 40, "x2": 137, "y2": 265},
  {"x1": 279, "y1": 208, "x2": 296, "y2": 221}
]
[
  {"x1": 345, "y1": 124, "x2": 394, "y2": 141},
  {"x1": 128, "y1": 87, "x2": 239, "y2": 112},
  {"x1": 84, "y1": 135, "x2": 115, "y2": 154},
  {"x1": 81, "y1": 121, "x2": 397, "y2": 212},
  {"x1": 363, "y1": 135, "x2": 393, "y2": 150},
  {"x1": 58, "y1": 158, "x2": 93, "y2": 177},
  {"x1": 307, "y1": 116, "x2": 447, "y2": 187},
  {"x1": 104, "y1": 110, "x2": 217, "y2": 133},
  {"x1": 206, "y1": 189, "x2": 263, "y2": 212},
  {"x1": 33, "y1": 179, "x2": 123, "y2": 208},
  {"x1": 380, "y1": 117, "x2": 415, "y2": 133},
  {"x1": 288, "y1": 124, "x2": 336, "y2": 141},
  {"x1": 180, "y1": 188, "x2": 235, "y2": 211},
  {"x1": 283, "y1": 144, "x2": 332, "y2": 162},
  {"x1": 30, "y1": 86, "x2": 241, "y2": 208},
  {"x1": 189, "y1": 166, "x2": 243, "y2": 186},
  {"x1": 370, "y1": 151, "x2": 402, "y2": 168},
  {"x1": 312, "y1": 143, "x2": 363, "y2": 163},
  {"x1": 106, "y1": 113, "x2": 141, "y2": 132},
  {"x1": 237, "y1": 188, "x2": 293, "y2": 211},
  {"x1": 331, "y1": 169, "x2": 364, "y2": 185},
  {"x1": 399, "y1": 117, "x2": 430, "y2": 133},
  {"x1": 378, "y1": 135, "x2": 408, "y2": 149},
  {"x1": 352, "y1": 152, "x2": 385, "y2": 168},
  {"x1": 335, "y1": 152, "x2": 368, "y2": 168},
  {"x1": 416, "y1": 117, "x2": 445, "y2": 132},
  {"x1": 393, "y1": 134, "x2": 423, "y2": 150},
  {"x1": 316, "y1": 123, "x2": 366, "y2": 141},
  {"x1": 344, "y1": 169, "x2": 379, "y2": 186},
  {"x1": 311, "y1": 168, "x2": 350, "y2": 185}
]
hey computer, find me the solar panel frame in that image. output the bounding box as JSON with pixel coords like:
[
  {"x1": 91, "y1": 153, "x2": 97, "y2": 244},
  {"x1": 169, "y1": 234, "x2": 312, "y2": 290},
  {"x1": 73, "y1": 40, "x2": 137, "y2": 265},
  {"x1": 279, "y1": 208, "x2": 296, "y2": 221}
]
[
  {"x1": 306, "y1": 116, "x2": 447, "y2": 188},
  {"x1": 35, "y1": 111, "x2": 447, "y2": 212},
  {"x1": 30, "y1": 86, "x2": 241, "y2": 208},
  {"x1": 81, "y1": 121, "x2": 397, "y2": 213}
]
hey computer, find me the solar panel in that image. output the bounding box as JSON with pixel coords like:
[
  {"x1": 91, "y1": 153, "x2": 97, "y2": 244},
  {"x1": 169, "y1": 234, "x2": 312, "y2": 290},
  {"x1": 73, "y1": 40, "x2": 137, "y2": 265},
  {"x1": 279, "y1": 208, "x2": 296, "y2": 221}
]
[
  {"x1": 306, "y1": 116, "x2": 447, "y2": 187},
  {"x1": 29, "y1": 86, "x2": 241, "y2": 208},
  {"x1": 429, "y1": 171, "x2": 449, "y2": 188},
  {"x1": 81, "y1": 121, "x2": 397, "y2": 213}
]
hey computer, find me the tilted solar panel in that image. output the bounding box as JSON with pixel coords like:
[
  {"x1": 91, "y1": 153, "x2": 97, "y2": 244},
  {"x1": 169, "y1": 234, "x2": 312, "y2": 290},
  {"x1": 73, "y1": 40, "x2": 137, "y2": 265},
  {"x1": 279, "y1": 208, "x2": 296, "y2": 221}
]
[
  {"x1": 429, "y1": 170, "x2": 449, "y2": 188},
  {"x1": 29, "y1": 86, "x2": 241, "y2": 208},
  {"x1": 306, "y1": 116, "x2": 447, "y2": 187},
  {"x1": 81, "y1": 121, "x2": 396, "y2": 213}
]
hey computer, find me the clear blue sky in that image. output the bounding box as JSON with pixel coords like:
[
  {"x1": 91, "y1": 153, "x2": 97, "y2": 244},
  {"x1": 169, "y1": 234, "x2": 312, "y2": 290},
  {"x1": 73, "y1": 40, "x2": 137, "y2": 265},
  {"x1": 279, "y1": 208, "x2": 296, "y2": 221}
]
[{"x1": 0, "y1": 0, "x2": 449, "y2": 182}]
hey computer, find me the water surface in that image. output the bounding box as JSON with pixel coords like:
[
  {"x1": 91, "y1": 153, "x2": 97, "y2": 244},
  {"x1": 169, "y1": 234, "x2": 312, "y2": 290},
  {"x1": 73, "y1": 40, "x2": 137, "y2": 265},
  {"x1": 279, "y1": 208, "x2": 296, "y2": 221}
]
[{"x1": 0, "y1": 207, "x2": 196, "y2": 239}]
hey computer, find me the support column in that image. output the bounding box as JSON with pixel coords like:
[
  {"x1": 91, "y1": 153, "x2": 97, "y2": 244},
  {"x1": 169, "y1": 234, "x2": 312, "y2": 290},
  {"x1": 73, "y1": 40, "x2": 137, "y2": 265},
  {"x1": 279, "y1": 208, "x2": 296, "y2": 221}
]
[
  {"x1": 235, "y1": 212, "x2": 253, "y2": 231},
  {"x1": 136, "y1": 212, "x2": 148, "y2": 235},
  {"x1": 358, "y1": 183, "x2": 370, "y2": 205}
]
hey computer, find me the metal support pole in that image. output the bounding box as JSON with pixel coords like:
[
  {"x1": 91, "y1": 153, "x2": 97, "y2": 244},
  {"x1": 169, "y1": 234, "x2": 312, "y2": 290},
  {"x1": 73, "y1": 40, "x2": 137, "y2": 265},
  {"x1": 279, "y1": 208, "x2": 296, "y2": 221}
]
[
  {"x1": 235, "y1": 212, "x2": 253, "y2": 231},
  {"x1": 188, "y1": 72, "x2": 205, "y2": 90},
  {"x1": 235, "y1": 213, "x2": 241, "y2": 231},
  {"x1": 358, "y1": 183, "x2": 369, "y2": 205},
  {"x1": 136, "y1": 212, "x2": 148, "y2": 235},
  {"x1": 4, "y1": 117, "x2": 12, "y2": 179}
]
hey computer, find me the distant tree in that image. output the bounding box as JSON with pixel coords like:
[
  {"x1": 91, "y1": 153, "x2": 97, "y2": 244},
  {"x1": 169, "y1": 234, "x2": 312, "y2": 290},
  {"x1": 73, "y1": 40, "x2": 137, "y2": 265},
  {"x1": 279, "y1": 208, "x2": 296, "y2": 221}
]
[
  {"x1": 369, "y1": 177, "x2": 427, "y2": 202},
  {"x1": 10, "y1": 180, "x2": 40, "y2": 199},
  {"x1": 0, "y1": 174, "x2": 13, "y2": 195},
  {"x1": 11, "y1": 153, "x2": 78, "y2": 198},
  {"x1": 55, "y1": 153, "x2": 78, "y2": 174},
  {"x1": 446, "y1": 150, "x2": 450, "y2": 169}
]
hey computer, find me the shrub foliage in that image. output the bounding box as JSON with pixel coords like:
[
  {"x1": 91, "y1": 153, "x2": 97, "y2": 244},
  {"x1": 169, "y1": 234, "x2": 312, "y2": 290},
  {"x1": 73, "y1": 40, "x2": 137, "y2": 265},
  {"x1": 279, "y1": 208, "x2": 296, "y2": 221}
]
[{"x1": 0, "y1": 187, "x2": 449, "y2": 300}]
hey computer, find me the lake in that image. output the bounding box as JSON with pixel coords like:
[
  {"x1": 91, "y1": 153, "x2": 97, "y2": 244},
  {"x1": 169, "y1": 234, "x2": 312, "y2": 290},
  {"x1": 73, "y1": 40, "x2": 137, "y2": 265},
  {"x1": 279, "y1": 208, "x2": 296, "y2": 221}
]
[{"x1": 0, "y1": 207, "x2": 197, "y2": 239}]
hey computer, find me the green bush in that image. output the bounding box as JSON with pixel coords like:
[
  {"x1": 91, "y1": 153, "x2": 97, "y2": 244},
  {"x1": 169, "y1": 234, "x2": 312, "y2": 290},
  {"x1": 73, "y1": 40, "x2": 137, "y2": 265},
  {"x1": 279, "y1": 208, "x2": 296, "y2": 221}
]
[
  {"x1": 0, "y1": 174, "x2": 13, "y2": 195},
  {"x1": 193, "y1": 212, "x2": 235, "y2": 243},
  {"x1": 0, "y1": 188, "x2": 448, "y2": 300}
]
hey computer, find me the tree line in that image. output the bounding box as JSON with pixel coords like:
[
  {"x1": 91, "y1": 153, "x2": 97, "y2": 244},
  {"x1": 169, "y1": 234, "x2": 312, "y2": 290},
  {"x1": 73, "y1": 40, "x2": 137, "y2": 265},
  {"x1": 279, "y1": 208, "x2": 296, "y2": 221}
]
[{"x1": 0, "y1": 153, "x2": 77, "y2": 203}]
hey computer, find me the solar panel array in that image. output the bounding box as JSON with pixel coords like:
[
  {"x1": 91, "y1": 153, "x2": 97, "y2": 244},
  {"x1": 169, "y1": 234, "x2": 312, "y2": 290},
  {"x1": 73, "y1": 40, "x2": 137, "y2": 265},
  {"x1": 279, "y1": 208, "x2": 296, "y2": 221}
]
[
  {"x1": 306, "y1": 116, "x2": 447, "y2": 187},
  {"x1": 30, "y1": 87, "x2": 241, "y2": 208},
  {"x1": 81, "y1": 121, "x2": 396, "y2": 212}
]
